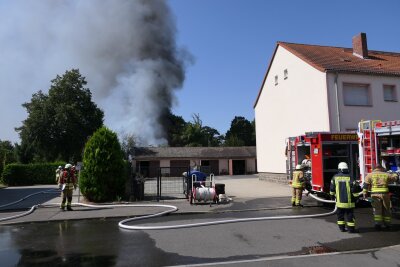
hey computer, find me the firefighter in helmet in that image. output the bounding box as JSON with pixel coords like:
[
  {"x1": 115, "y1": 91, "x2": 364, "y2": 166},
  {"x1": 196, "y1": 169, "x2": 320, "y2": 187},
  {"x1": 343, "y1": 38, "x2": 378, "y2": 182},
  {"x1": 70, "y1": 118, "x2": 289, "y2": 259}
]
[
  {"x1": 291, "y1": 164, "x2": 305, "y2": 207},
  {"x1": 330, "y1": 162, "x2": 360, "y2": 233},
  {"x1": 363, "y1": 164, "x2": 399, "y2": 230},
  {"x1": 55, "y1": 166, "x2": 63, "y2": 184},
  {"x1": 59, "y1": 163, "x2": 77, "y2": 211}
]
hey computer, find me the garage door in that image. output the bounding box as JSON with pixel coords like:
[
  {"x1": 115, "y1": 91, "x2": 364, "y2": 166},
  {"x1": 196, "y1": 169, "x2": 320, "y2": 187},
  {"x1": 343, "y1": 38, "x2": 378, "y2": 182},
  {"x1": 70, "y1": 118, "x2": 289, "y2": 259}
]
[
  {"x1": 137, "y1": 161, "x2": 160, "y2": 178},
  {"x1": 232, "y1": 160, "x2": 246, "y2": 175},
  {"x1": 201, "y1": 160, "x2": 219, "y2": 175},
  {"x1": 170, "y1": 160, "x2": 190, "y2": 176}
]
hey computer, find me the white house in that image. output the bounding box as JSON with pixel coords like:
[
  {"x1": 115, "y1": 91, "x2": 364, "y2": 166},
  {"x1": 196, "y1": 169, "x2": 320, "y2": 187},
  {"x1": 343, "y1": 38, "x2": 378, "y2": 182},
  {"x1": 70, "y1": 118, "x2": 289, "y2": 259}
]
[{"x1": 254, "y1": 33, "x2": 400, "y2": 181}]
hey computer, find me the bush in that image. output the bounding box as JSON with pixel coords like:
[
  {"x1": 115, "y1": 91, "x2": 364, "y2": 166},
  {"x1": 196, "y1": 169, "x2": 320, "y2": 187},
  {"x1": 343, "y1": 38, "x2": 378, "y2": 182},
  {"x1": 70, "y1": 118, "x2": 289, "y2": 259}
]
[
  {"x1": 79, "y1": 127, "x2": 125, "y2": 202},
  {"x1": 1, "y1": 162, "x2": 65, "y2": 186}
]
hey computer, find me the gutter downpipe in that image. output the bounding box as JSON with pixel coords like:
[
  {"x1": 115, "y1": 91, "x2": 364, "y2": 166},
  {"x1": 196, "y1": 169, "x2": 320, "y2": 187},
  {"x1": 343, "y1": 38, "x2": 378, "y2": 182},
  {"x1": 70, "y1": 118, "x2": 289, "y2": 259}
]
[{"x1": 334, "y1": 72, "x2": 341, "y2": 132}]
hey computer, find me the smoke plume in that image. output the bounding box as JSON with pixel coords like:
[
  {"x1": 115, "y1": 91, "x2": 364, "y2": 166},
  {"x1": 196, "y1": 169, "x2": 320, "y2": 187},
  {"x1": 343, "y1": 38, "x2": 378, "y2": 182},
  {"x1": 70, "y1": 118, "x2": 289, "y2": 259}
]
[{"x1": 0, "y1": 0, "x2": 188, "y2": 145}]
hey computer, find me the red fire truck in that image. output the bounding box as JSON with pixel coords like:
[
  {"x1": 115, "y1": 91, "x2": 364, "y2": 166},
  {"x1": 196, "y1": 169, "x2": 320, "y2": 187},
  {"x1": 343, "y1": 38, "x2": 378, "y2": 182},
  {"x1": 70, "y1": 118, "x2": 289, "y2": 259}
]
[
  {"x1": 357, "y1": 120, "x2": 400, "y2": 180},
  {"x1": 286, "y1": 120, "x2": 400, "y2": 209},
  {"x1": 286, "y1": 132, "x2": 359, "y2": 196},
  {"x1": 357, "y1": 120, "x2": 400, "y2": 209}
]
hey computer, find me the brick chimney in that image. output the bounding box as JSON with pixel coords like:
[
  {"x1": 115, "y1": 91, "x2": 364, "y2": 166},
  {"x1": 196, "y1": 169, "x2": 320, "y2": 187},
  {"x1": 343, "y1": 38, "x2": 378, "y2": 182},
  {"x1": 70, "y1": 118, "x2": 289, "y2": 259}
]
[{"x1": 352, "y1": 33, "x2": 368, "y2": 58}]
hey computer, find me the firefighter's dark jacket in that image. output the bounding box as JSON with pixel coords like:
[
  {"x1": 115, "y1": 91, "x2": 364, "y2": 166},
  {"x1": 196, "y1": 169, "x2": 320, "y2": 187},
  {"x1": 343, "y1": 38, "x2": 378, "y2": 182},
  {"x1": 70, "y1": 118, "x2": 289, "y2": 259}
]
[{"x1": 330, "y1": 171, "x2": 360, "y2": 209}]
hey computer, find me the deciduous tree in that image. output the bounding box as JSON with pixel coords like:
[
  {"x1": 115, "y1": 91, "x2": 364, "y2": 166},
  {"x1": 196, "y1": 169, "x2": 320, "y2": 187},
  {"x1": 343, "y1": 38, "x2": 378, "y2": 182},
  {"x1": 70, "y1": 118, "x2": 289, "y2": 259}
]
[
  {"x1": 0, "y1": 140, "x2": 17, "y2": 175},
  {"x1": 16, "y1": 69, "x2": 104, "y2": 162},
  {"x1": 224, "y1": 116, "x2": 255, "y2": 146},
  {"x1": 164, "y1": 112, "x2": 187, "y2": 147},
  {"x1": 182, "y1": 114, "x2": 222, "y2": 147}
]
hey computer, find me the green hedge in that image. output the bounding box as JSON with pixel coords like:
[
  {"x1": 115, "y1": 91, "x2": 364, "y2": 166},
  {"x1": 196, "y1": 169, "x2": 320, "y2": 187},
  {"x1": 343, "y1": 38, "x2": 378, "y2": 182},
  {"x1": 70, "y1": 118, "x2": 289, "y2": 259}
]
[{"x1": 1, "y1": 162, "x2": 65, "y2": 186}]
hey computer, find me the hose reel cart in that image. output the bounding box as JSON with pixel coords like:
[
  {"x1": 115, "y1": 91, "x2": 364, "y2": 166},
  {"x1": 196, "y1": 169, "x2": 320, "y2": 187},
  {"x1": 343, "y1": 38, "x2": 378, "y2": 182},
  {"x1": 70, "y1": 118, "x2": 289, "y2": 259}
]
[{"x1": 188, "y1": 173, "x2": 217, "y2": 205}]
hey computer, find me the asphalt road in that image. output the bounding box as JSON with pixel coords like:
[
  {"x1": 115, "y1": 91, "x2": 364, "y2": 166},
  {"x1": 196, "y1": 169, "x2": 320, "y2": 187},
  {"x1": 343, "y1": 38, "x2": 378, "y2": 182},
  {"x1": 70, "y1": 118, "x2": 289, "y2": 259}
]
[
  {"x1": 1, "y1": 196, "x2": 400, "y2": 266},
  {"x1": 138, "y1": 199, "x2": 400, "y2": 266},
  {"x1": 1, "y1": 177, "x2": 400, "y2": 267}
]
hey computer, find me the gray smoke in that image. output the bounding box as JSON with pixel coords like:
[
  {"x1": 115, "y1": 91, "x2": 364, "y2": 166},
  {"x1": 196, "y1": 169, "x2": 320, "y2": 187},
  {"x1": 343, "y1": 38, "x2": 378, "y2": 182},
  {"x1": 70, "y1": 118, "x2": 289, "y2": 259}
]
[{"x1": 0, "y1": 0, "x2": 188, "y2": 145}]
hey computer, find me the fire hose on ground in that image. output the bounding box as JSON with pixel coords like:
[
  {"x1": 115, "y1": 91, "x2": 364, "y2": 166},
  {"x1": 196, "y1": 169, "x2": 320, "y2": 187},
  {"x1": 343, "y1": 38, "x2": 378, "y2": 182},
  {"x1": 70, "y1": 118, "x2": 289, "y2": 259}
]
[{"x1": 0, "y1": 188, "x2": 337, "y2": 230}]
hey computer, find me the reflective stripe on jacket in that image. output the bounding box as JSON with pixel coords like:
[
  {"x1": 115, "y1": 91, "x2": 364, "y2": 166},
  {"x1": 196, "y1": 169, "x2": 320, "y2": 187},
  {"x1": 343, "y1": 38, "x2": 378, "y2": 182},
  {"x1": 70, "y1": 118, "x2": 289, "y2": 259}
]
[
  {"x1": 363, "y1": 169, "x2": 397, "y2": 194},
  {"x1": 330, "y1": 172, "x2": 355, "y2": 209},
  {"x1": 292, "y1": 170, "x2": 304, "y2": 189}
]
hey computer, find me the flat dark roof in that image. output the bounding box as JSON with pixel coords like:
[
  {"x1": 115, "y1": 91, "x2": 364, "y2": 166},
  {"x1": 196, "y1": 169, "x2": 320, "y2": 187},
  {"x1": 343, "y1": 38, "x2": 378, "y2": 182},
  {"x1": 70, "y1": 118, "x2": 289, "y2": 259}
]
[{"x1": 134, "y1": 146, "x2": 256, "y2": 160}]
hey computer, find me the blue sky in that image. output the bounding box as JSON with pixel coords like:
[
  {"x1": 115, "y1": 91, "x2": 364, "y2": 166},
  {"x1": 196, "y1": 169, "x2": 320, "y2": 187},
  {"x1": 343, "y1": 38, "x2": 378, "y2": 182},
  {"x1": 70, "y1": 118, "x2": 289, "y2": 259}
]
[
  {"x1": 168, "y1": 0, "x2": 400, "y2": 135},
  {"x1": 0, "y1": 0, "x2": 399, "y2": 144}
]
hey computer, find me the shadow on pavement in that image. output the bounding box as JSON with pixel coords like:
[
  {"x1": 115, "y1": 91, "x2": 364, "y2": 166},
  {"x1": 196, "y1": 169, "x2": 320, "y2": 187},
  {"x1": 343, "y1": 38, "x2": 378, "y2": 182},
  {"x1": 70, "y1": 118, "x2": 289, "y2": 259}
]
[{"x1": 0, "y1": 186, "x2": 59, "y2": 211}]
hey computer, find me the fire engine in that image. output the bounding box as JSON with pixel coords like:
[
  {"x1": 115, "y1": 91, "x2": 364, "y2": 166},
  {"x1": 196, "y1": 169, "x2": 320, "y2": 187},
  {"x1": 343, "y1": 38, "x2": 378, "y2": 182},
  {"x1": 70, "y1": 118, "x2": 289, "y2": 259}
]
[
  {"x1": 357, "y1": 120, "x2": 400, "y2": 180},
  {"x1": 286, "y1": 120, "x2": 400, "y2": 209},
  {"x1": 357, "y1": 120, "x2": 400, "y2": 209},
  {"x1": 286, "y1": 132, "x2": 359, "y2": 196}
]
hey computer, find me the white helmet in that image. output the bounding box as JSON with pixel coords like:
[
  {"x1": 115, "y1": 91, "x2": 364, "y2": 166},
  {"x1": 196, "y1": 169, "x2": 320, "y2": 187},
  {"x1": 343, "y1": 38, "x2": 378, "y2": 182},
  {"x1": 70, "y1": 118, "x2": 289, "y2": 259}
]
[
  {"x1": 338, "y1": 162, "x2": 348, "y2": 170},
  {"x1": 295, "y1": 164, "x2": 303, "y2": 170},
  {"x1": 65, "y1": 163, "x2": 72, "y2": 169}
]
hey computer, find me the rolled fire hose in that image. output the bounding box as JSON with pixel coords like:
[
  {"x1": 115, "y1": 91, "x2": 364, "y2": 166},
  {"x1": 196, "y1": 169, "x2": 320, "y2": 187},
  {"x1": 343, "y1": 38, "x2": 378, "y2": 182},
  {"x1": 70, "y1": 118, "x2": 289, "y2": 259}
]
[
  {"x1": 194, "y1": 186, "x2": 216, "y2": 202},
  {"x1": 0, "y1": 189, "x2": 338, "y2": 230}
]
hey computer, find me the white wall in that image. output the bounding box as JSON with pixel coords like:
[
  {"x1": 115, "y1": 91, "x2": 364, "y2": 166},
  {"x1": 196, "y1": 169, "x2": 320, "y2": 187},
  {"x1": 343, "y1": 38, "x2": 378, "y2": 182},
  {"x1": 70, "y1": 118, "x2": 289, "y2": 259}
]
[
  {"x1": 255, "y1": 45, "x2": 329, "y2": 173},
  {"x1": 327, "y1": 73, "x2": 400, "y2": 131},
  {"x1": 246, "y1": 158, "x2": 256, "y2": 173}
]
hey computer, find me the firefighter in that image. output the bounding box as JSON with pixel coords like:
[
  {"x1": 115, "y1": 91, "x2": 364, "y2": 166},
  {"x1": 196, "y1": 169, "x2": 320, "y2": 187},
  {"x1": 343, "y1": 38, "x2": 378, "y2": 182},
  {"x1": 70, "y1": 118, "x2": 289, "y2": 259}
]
[
  {"x1": 59, "y1": 163, "x2": 77, "y2": 211},
  {"x1": 291, "y1": 164, "x2": 305, "y2": 207},
  {"x1": 330, "y1": 162, "x2": 360, "y2": 233},
  {"x1": 363, "y1": 164, "x2": 399, "y2": 230},
  {"x1": 71, "y1": 165, "x2": 78, "y2": 180},
  {"x1": 55, "y1": 166, "x2": 63, "y2": 184}
]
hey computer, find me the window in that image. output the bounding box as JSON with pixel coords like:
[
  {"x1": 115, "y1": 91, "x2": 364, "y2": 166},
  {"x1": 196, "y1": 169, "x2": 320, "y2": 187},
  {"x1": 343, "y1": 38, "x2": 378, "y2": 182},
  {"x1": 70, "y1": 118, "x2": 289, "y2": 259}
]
[
  {"x1": 383, "y1": 85, "x2": 397, "y2": 102},
  {"x1": 274, "y1": 75, "x2": 278, "y2": 85},
  {"x1": 343, "y1": 83, "x2": 371, "y2": 106},
  {"x1": 284, "y1": 69, "x2": 288, "y2": 79}
]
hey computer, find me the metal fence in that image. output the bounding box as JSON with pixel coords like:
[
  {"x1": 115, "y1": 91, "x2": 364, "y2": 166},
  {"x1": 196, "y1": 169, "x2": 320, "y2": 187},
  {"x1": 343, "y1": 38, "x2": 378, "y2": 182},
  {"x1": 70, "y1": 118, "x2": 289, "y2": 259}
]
[{"x1": 132, "y1": 166, "x2": 190, "y2": 201}]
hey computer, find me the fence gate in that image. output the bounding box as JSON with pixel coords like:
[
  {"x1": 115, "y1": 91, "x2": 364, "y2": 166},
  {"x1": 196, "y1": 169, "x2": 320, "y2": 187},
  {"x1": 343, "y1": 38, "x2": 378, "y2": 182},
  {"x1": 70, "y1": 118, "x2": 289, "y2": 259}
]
[
  {"x1": 138, "y1": 166, "x2": 190, "y2": 201},
  {"x1": 158, "y1": 166, "x2": 191, "y2": 201}
]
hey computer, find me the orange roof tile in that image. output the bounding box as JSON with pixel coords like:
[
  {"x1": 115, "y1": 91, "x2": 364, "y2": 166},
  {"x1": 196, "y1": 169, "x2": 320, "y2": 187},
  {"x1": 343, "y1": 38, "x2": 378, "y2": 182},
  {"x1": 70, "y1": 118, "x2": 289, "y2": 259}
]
[
  {"x1": 254, "y1": 42, "x2": 400, "y2": 108},
  {"x1": 279, "y1": 42, "x2": 400, "y2": 76}
]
